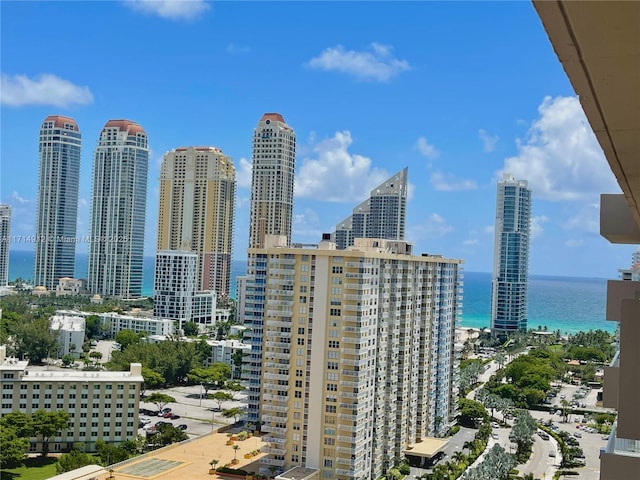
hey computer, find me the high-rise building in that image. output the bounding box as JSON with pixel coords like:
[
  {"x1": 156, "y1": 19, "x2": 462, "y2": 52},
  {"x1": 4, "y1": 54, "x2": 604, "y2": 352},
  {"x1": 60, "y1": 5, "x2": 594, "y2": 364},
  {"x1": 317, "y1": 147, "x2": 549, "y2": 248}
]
[
  {"x1": 490, "y1": 172, "x2": 532, "y2": 334},
  {"x1": 153, "y1": 250, "x2": 197, "y2": 323},
  {"x1": 88, "y1": 119, "x2": 149, "y2": 298},
  {"x1": 157, "y1": 146, "x2": 236, "y2": 296},
  {"x1": 245, "y1": 236, "x2": 462, "y2": 478},
  {"x1": 248, "y1": 113, "x2": 296, "y2": 250},
  {"x1": 334, "y1": 167, "x2": 408, "y2": 249},
  {"x1": 33, "y1": 116, "x2": 81, "y2": 290},
  {"x1": 0, "y1": 204, "x2": 10, "y2": 287}
]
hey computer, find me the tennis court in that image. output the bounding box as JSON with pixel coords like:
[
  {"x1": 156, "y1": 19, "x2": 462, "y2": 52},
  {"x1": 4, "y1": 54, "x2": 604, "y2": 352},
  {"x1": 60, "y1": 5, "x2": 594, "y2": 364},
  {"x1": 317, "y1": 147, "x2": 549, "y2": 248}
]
[{"x1": 119, "y1": 458, "x2": 185, "y2": 477}]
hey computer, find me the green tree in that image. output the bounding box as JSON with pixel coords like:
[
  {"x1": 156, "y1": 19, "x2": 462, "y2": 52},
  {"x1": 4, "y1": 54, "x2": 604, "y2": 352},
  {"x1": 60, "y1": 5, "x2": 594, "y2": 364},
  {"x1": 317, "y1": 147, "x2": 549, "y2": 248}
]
[
  {"x1": 32, "y1": 410, "x2": 71, "y2": 456},
  {"x1": 142, "y1": 366, "x2": 165, "y2": 389},
  {"x1": 145, "y1": 393, "x2": 176, "y2": 413},
  {"x1": 89, "y1": 351, "x2": 103, "y2": 365},
  {"x1": 212, "y1": 391, "x2": 233, "y2": 411},
  {"x1": 12, "y1": 318, "x2": 59, "y2": 364},
  {"x1": 0, "y1": 427, "x2": 30, "y2": 468},
  {"x1": 457, "y1": 398, "x2": 488, "y2": 428},
  {"x1": 222, "y1": 407, "x2": 244, "y2": 423},
  {"x1": 95, "y1": 439, "x2": 129, "y2": 465},
  {"x1": 85, "y1": 315, "x2": 102, "y2": 339},
  {"x1": 0, "y1": 411, "x2": 33, "y2": 437},
  {"x1": 188, "y1": 363, "x2": 231, "y2": 392},
  {"x1": 115, "y1": 329, "x2": 142, "y2": 350},
  {"x1": 150, "y1": 423, "x2": 188, "y2": 447},
  {"x1": 509, "y1": 410, "x2": 536, "y2": 460},
  {"x1": 56, "y1": 448, "x2": 95, "y2": 473},
  {"x1": 62, "y1": 353, "x2": 76, "y2": 367},
  {"x1": 182, "y1": 321, "x2": 199, "y2": 337}
]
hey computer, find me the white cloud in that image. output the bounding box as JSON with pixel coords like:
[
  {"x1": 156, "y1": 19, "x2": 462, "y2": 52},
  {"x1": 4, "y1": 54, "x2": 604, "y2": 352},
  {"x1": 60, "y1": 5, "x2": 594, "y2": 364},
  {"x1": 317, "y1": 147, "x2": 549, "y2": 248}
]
[
  {"x1": 430, "y1": 171, "x2": 478, "y2": 191},
  {"x1": 563, "y1": 203, "x2": 599, "y2": 234},
  {"x1": 295, "y1": 131, "x2": 389, "y2": 202},
  {"x1": 565, "y1": 239, "x2": 584, "y2": 248},
  {"x1": 293, "y1": 208, "x2": 323, "y2": 240},
  {"x1": 410, "y1": 213, "x2": 454, "y2": 240},
  {"x1": 306, "y1": 42, "x2": 410, "y2": 82},
  {"x1": 10, "y1": 191, "x2": 28, "y2": 204},
  {"x1": 501, "y1": 95, "x2": 619, "y2": 202},
  {"x1": 226, "y1": 43, "x2": 251, "y2": 54},
  {"x1": 530, "y1": 215, "x2": 548, "y2": 239},
  {"x1": 484, "y1": 225, "x2": 494, "y2": 235},
  {"x1": 236, "y1": 157, "x2": 252, "y2": 189},
  {"x1": 478, "y1": 129, "x2": 499, "y2": 152},
  {"x1": 1, "y1": 73, "x2": 93, "y2": 107},
  {"x1": 123, "y1": 0, "x2": 209, "y2": 20},
  {"x1": 463, "y1": 238, "x2": 478, "y2": 246},
  {"x1": 415, "y1": 137, "x2": 439, "y2": 159}
]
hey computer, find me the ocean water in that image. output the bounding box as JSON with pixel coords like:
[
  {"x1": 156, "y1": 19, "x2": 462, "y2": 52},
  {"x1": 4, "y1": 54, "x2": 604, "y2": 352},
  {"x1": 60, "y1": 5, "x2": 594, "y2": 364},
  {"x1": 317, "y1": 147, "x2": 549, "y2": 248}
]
[{"x1": 7, "y1": 250, "x2": 614, "y2": 334}]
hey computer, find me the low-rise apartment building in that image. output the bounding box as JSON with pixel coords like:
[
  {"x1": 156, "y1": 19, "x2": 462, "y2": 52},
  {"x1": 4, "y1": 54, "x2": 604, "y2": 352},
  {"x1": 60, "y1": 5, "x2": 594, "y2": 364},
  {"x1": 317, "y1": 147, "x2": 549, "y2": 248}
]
[{"x1": 0, "y1": 345, "x2": 143, "y2": 452}]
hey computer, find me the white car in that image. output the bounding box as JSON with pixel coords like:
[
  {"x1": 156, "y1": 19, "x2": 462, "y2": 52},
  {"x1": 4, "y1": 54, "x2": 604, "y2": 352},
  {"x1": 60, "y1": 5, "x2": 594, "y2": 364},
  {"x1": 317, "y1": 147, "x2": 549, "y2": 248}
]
[{"x1": 140, "y1": 417, "x2": 152, "y2": 424}]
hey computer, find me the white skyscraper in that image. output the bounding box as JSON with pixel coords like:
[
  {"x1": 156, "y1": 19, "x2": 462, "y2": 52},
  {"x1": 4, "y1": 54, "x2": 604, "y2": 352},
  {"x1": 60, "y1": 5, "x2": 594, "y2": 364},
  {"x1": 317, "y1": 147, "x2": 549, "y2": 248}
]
[
  {"x1": 248, "y1": 113, "x2": 296, "y2": 249},
  {"x1": 0, "y1": 204, "x2": 10, "y2": 287},
  {"x1": 490, "y1": 173, "x2": 532, "y2": 334},
  {"x1": 88, "y1": 119, "x2": 149, "y2": 298},
  {"x1": 153, "y1": 250, "x2": 197, "y2": 324},
  {"x1": 34, "y1": 115, "x2": 81, "y2": 290}
]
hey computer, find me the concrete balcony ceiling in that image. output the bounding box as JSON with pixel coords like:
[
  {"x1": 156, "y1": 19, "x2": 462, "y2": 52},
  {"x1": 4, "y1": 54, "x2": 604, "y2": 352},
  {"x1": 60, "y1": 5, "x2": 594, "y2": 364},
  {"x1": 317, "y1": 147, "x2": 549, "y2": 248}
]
[{"x1": 533, "y1": 0, "x2": 640, "y2": 226}]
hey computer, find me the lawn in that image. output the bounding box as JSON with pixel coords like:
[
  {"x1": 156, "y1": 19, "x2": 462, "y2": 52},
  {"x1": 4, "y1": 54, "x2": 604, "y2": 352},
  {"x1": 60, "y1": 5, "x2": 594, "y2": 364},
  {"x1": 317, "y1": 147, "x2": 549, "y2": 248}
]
[{"x1": 0, "y1": 457, "x2": 58, "y2": 480}]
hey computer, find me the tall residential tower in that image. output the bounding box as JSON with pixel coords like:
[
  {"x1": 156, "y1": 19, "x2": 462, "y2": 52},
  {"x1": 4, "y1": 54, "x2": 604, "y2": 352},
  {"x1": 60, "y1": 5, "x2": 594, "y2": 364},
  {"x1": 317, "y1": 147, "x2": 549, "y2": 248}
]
[
  {"x1": 157, "y1": 146, "x2": 236, "y2": 296},
  {"x1": 0, "y1": 204, "x2": 10, "y2": 287},
  {"x1": 247, "y1": 237, "x2": 462, "y2": 478},
  {"x1": 88, "y1": 120, "x2": 149, "y2": 298},
  {"x1": 248, "y1": 113, "x2": 296, "y2": 249},
  {"x1": 490, "y1": 173, "x2": 532, "y2": 334},
  {"x1": 334, "y1": 167, "x2": 408, "y2": 249},
  {"x1": 33, "y1": 115, "x2": 81, "y2": 290}
]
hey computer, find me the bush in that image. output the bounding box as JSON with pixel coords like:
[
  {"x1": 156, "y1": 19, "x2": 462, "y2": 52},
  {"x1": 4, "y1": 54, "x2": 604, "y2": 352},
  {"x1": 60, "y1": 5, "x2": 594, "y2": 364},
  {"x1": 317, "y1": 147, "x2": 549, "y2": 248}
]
[
  {"x1": 399, "y1": 464, "x2": 410, "y2": 475},
  {"x1": 237, "y1": 431, "x2": 248, "y2": 441},
  {"x1": 217, "y1": 466, "x2": 250, "y2": 475}
]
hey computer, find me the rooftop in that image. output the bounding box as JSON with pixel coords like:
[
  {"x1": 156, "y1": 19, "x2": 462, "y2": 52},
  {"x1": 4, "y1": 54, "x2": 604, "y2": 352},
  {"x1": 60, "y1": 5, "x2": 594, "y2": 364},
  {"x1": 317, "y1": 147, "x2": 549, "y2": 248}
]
[
  {"x1": 43, "y1": 115, "x2": 79, "y2": 131},
  {"x1": 103, "y1": 119, "x2": 146, "y2": 136}
]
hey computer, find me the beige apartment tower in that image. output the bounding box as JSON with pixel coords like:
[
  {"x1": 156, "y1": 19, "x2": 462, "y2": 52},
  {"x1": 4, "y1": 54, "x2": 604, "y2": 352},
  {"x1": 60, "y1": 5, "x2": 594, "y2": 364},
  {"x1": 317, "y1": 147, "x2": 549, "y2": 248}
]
[
  {"x1": 157, "y1": 146, "x2": 236, "y2": 296},
  {"x1": 248, "y1": 113, "x2": 296, "y2": 249},
  {"x1": 248, "y1": 237, "x2": 462, "y2": 479}
]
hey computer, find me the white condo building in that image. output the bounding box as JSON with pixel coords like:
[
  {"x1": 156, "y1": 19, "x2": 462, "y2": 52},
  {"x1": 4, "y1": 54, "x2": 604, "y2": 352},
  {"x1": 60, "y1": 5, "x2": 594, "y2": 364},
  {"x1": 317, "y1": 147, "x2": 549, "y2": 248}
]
[
  {"x1": 243, "y1": 236, "x2": 462, "y2": 478},
  {"x1": 0, "y1": 204, "x2": 10, "y2": 287},
  {"x1": 157, "y1": 146, "x2": 236, "y2": 296},
  {"x1": 34, "y1": 116, "x2": 82, "y2": 291},
  {"x1": 50, "y1": 314, "x2": 85, "y2": 358},
  {"x1": 0, "y1": 346, "x2": 143, "y2": 453},
  {"x1": 490, "y1": 173, "x2": 532, "y2": 335},
  {"x1": 88, "y1": 119, "x2": 149, "y2": 298}
]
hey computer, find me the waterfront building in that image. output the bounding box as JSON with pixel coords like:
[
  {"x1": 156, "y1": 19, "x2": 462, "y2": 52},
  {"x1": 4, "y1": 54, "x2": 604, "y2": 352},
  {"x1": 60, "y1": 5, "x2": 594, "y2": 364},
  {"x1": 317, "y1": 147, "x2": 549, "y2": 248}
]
[
  {"x1": 248, "y1": 113, "x2": 296, "y2": 250},
  {"x1": 490, "y1": 173, "x2": 532, "y2": 335},
  {"x1": 334, "y1": 167, "x2": 408, "y2": 249},
  {"x1": 0, "y1": 345, "x2": 143, "y2": 453},
  {"x1": 87, "y1": 119, "x2": 149, "y2": 298},
  {"x1": 0, "y1": 204, "x2": 10, "y2": 287},
  {"x1": 34, "y1": 116, "x2": 81, "y2": 291},
  {"x1": 245, "y1": 235, "x2": 462, "y2": 478},
  {"x1": 157, "y1": 146, "x2": 236, "y2": 296}
]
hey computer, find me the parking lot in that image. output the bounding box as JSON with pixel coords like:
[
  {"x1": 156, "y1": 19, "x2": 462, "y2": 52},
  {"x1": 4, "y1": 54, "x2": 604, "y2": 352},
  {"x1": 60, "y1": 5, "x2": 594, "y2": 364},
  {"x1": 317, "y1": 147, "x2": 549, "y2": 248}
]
[{"x1": 137, "y1": 384, "x2": 249, "y2": 438}]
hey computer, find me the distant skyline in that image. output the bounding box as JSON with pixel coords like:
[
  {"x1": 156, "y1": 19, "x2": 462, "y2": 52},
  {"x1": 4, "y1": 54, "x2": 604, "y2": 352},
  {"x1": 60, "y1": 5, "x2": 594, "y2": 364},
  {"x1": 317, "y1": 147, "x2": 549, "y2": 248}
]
[{"x1": 1, "y1": 1, "x2": 636, "y2": 278}]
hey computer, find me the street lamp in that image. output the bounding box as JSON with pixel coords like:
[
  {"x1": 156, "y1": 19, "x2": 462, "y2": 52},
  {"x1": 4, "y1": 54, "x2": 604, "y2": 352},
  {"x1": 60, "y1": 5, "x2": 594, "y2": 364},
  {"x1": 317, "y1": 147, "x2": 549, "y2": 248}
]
[{"x1": 200, "y1": 383, "x2": 204, "y2": 407}]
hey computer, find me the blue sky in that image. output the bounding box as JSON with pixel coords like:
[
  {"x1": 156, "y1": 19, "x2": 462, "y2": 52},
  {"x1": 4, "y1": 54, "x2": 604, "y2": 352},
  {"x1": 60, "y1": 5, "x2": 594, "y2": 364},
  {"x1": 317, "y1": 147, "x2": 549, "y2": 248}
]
[{"x1": 1, "y1": 0, "x2": 636, "y2": 278}]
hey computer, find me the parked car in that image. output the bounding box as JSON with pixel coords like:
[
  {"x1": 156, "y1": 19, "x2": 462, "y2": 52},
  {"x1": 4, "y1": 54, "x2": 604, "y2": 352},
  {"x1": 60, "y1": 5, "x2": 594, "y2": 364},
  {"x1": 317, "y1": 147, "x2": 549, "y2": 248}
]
[
  {"x1": 155, "y1": 421, "x2": 168, "y2": 427},
  {"x1": 140, "y1": 417, "x2": 152, "y2": 424},
  {"x1": 549, "y1": 450, "x2": 556, "y2": 457},
  {"x1": 177, "y1": 424, "x2": 188, "y2": 431},
  {"x1": 573, "y1": 432, "x2": 582, "y2": 438},
  {"x1": 170, "y1": 414, "x2": 180, "y2": 420},
  {"x1": 162, "y1": 407, "x2": 172, "y2": 413},
  {"x1": 163, "y1": 412, "x2": 173, "y2": 418},
  {"x1": 492, "y1": 433, "x2": 499, "y2": 440}
]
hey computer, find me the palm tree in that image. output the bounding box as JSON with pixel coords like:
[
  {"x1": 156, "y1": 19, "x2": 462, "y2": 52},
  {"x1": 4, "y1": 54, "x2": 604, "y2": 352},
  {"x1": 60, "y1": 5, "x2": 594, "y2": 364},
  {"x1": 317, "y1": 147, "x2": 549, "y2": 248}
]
[
  {"x1": 232, "y1": 444, "x2": 240, "y2": 460},
  {"x1": 452, "y1": 451, "x2": 466, "y2": 463},
  {"x1": 560, "y1": 398, "x2": 570, "y2": 423}
]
